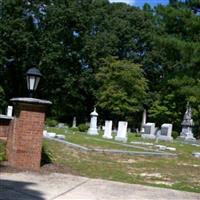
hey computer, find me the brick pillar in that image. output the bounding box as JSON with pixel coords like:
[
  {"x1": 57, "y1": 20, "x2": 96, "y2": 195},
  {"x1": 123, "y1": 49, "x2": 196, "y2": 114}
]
[{"x1": 6, "y1": 98, "x2": 51, "y2": 171}]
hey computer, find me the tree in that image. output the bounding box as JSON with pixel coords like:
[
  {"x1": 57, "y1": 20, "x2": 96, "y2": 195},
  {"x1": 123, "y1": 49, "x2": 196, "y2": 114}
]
[
  {"x1": 146, "y1": 3, "x2": 200, "y2": 137},
  {"x1": 96, "y1": 57, "x2": 148, "y2": 123}
]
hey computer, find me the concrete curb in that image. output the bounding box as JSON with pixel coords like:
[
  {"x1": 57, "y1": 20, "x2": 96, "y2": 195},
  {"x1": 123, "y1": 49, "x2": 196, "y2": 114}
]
[{"x1": 44, "y1": 137, "x2": 177, "y2": 157}]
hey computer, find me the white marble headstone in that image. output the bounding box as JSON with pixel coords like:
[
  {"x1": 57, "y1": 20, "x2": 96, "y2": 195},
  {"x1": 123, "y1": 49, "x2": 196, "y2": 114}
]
[
  {"x1": 140, "y1": 109, "x2": 146, "y2": 133},
  {"x1": 103, "y1": 120, "x2": 113, "y2": 139},
  {"x1": 157, "y1": 123, "x2": 173, "y2": 141},
  {"x1": 72, "y1": 117, "x2": 77, "y2": 128},
  {"x1": 141, "y1": 123, "x2": 156, "y2": 139},
  {"x1": 115, "y1": 121, "x2": 128, "y2": 142},
  {"x1": 87, "y1": 108, "x2": 99, "y2": 135},
  {"x1": 6, "y1": 106, "x2": 13, "y2": 117}
]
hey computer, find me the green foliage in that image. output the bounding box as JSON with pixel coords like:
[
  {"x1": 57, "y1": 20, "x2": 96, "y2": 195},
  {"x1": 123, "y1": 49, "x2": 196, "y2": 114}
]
[
  {"x1": 96, "y1": 57, "x2": 148, "y2": 119},
  {"x1": 45, "y1": 118, "x2": 58, "y2": 127},
  {"x1": 41, "y1": 143, "x2": 53, "y2": 166},
  {"x1": 78, "y1": 123, "x2": 89, "y2": 132},
  {"x1": 70, "y1": 127, "x2": 79, "y2": 132},
  {"x1": 0, "y1": 141, "x2": 6, "y2": 163},
  {"x1": 0, "y1": 86, "x2": 6, "y2": 113},
  {"x1": 172, "y1": 131, "x2": 179, "y2": 139},
  {"x1": 0, "y1": 0, "x2": 200, "y2": 136}
]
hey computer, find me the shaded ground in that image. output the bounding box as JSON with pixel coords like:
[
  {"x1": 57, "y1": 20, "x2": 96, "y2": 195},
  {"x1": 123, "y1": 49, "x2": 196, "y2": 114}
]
[{"x1": 0, "y1": 161, "x2": 79, "y2": 176}]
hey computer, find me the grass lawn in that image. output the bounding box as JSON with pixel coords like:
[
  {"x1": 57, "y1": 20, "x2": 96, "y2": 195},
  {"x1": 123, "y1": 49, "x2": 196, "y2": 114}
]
[{"x1": 44, "y1": 127, "x2": 200, "y2": 193}]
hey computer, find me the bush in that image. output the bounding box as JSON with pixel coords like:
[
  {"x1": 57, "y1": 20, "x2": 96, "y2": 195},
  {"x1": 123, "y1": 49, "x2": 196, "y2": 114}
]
[
  {"x1": 172, "y1": 131, "x2": 179, "y2": 139},
  {"x1": 70, "y1": 127, "x2": 79, "y2": 132},
  {"x1": 78, "y1": 123, "x2": 89, "y2": 132},
  {"x1": 135, "y1": 133, "x2": 141, "y2": 137},
  {"x1": 41, "y1": 143, "x2": 53, "y2": 166},
  {"x1": 0, "y1": 141, "x2": 6, "y2": 162},
  {"x1": 45, "y1": 118, "x2": 58, "y2": 127}
]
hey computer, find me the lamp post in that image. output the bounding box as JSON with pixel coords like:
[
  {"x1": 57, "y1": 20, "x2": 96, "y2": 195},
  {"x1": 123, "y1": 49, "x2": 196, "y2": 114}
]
[
  {"x1": 6, "y1": 67, "x2": 51, "y2": 171},
  {"x1": 26, "y1": 67, "x2": 42, "y2": 97}
]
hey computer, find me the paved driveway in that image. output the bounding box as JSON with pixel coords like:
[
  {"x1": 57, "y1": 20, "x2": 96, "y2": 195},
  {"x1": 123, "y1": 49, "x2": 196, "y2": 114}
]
[{"x1": 0, "y1": 172, "x2": 200, "y2": 200}]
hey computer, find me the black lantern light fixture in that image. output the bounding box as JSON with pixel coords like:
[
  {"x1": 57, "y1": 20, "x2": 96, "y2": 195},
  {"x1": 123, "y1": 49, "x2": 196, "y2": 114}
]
[{"x1": 26, "y1": 67, "x2": 42, "y2": 97}]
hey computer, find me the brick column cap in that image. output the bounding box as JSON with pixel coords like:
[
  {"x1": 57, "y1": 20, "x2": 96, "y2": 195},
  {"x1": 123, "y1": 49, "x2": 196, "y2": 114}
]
[
  {"x1": 0, "y1": 114, "x2": 13, "y2": 120},
  {"x1": 10, "y1": 97, "x2": 52, "y2": 106}
]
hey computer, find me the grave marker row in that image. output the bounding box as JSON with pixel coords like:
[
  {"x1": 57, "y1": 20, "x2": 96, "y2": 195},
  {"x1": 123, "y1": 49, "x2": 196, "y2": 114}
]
[
  {"x1": 102, "y1": 121, "x2": 128, "y2": 142},
  {"x1": 141, "y1": 123, "x2": 173, "y2": 141}
]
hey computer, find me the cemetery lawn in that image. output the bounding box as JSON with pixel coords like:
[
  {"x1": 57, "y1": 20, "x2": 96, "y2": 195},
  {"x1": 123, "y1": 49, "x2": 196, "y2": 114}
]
[
  {"x1": 44, "y1": 128, "x2": 200, "y2": 193},
  {"x1": 46, "y1": 127, "x2": 153, "y2": 151}
]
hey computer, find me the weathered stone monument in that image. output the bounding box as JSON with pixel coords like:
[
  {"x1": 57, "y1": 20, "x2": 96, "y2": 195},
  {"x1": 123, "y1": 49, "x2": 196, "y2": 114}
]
[
  {"x1": 103, "y1": 120, "x2": 113, "y2": 139},
  {"x1": 87, "y1": 107, "x2": 98, "y2": 135},
  {"x1": 180, "y1": 103, "x2": 196, "y2": 141},
  {"x1": 157, "y1": 123, "x2": 173, "y2": 141},
  {"x1": 115, "y1": 121, "x2": 128, "y2": 142},
  {"x1": 141, "y1": 123, "x2": 156, "y2": 139},
  {"x1": 72, "y1": 116, "x2": 77, "y2": 128},
  {"x1": 140, "y1": 109, "x2": 146, "y2": 133}
]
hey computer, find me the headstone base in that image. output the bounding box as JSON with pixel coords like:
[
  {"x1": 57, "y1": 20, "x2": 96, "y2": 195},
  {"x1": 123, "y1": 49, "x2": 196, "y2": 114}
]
[
  {"x1": 141, "y1": 134, "x2": 156, "y2": 140},
  {"x1": 140, "y1": 128, "x2": 144, "y2": 134},
  {"x1": 157, "y1": 135, "x2": 173, "y2": 141},
  {"x1": 179, "y1": 134, "x2": 196, "y2": 141},
  {"x1": 115, "y1": 136, "x2": 127, "y2": 143},
  {"x1": 103, "y1": 135, "x2": 113, "y2": 139},
  {"x1": 87, "y1": 128, "x2": 98, "y2": 135},
  {"x1": 185, "y1": 135, "x2": 196, "y2": 141}
]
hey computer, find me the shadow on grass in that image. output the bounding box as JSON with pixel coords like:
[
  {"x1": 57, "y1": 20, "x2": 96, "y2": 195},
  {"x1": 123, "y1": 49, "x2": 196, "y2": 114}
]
[{"x1": 0, "y1": 179, "x2": 45, "y2": 200}]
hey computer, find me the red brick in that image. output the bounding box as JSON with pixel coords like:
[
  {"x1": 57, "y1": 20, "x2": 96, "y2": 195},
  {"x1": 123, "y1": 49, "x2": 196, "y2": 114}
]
[{"x1": 6, "y1": 101, "x2": 48, "y2": 171}]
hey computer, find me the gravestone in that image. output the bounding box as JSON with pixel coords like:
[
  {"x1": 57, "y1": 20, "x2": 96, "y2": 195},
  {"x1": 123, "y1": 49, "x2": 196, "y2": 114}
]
[
  {"x1": 6, "y1": 106, "x2": 13, "y2": 117},
  {"x1": 180, "y1": 103, "x2": 196, "y2": 141},
  {"x1": 192, "y1": 152, "x2": 200, "y2": 159},
  {"x1": 140, "y1": 109, "x2": 146, "y2": 133},
  {"x1": 43, "y1": 130, "x2": 48, "y2": 137},
  {"x1": 46, "y1": 132, "x2": 56, "y2": 138},
  {"x1": 87, "y1": 107, "x2": 99, "y2": 135},
  {"x1": 56, "y1": 134, "x2": 65, "y2": 140},
  {"x1": 141, "y1": 123, "x2": 156, "y2": 139},
  {"x1": 157, "y1": 124, "x2": 173, "y2": 141},
  {"x1": 72, "y1": 117, "x2": 77, "y2": 128},
  {"x1": 103, "y1": 120, "x2": 113, "y2": 139},
  {"x1": 115, "y1": 121, "x2": 128, "y2": 142},
  {"x1": 57, "y1": 123, "x2": 65, "y2": 129}
]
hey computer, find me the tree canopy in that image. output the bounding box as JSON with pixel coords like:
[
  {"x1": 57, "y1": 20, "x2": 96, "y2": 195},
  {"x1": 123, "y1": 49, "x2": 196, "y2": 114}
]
[{"x1": 0, "y1": 0, "x2": 200, "y2": 137}]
